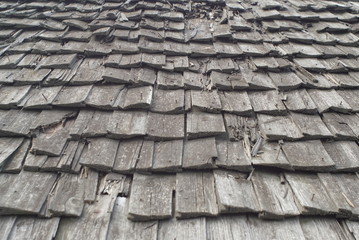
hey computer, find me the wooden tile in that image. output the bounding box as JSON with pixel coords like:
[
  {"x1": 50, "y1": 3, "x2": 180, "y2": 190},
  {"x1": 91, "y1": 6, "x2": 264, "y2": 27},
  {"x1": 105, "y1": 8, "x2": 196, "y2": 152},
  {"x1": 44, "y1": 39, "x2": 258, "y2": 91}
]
[
  {"x1": 206, "y1": 216, "x2": 251, "y2": 240},
  {"x1": 22, "y1": 86, "x2": 62, "y2": 109},
  {"x1": 52, "y1": 85, "x2": 93, "y2": 107},
  {"x1": 248, "y1": 90, "x2": 286, "y2": 115},
  {"x1": 183, "y1": 138, "x2": 217, "y2": 169},
  {"x1": 146, "y1": 112, "x2": 184, "y2": 140},
  {"x1": 308, "y1": 89, "x2": 352, "y2": 113},
  {"x1": 113, "y1": 139, "x2": 143, "y2": 173},
  {"x1": 219, "y1": 91, "x2": 252, "y2": 115},
  {"x1": 190, "y1": 90, "x2": 222, "y2": 113},
  {"x1": 187, "y1": 111, "x2": 225, "y2": 139},
  {"x1": 151, "y1": 89, "x2": 184, "y2": 113},
  {"x1": 290, "y1": 112, "x2": 333, "y2": 139},
  {"x1": 323, "y1": 141, "x2": 359, "y2": 171},
  {"x1": 0, "y1": 138, "x2": 24, "y2": 170},
  {"x1": 301, "y1": 218, "x2": 351, "y2": 240},
  {"x1": 157, "y1": 71, "x2": 184, "y2": 90},
  {"x1": 283, "y1": 89, "x2": 317, "y2": 114},
  {"x1": 0, "y1": 110, "x2": 39, "y2": 137},
  {"x1": 116, "y1": 86, "x2": 153, "y2": 110},
  {"x1": 252, "y1": 141, "x2": 292, "y2": 170},
  {"x1": 85, "y1": 85, "x2": 123, "y2": 110},
  {"x1": 1, "y1": 139, "x2": 30, "y2": 173},
  {"x1": 82, "y1": 111, "x2": 112, "y2": 137},
  {"x1": 152, "y1": 140, "x2": 183, "y2": 172},
  {"x1": 158, "y1": 217, "x2": 206, "y2": 240},
  {"x1": 216, "y1": 139, "x2": 252, "y2": 171},
  {"x1": 0, "y1": 85, "x2": 31, "y2": 109},
  {"x1": 107, "y1": 111, "x2": 148, "y2": 139}
]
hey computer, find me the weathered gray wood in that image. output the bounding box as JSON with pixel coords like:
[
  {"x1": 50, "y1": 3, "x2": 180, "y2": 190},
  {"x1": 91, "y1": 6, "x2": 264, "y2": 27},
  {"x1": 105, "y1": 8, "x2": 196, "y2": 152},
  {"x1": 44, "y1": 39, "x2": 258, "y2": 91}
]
[
  {"x1": 301, "y1": 217, "x2": 351, "y2": 240},
  {"x1": 21, "y1": 86, "x2": 61, "y2": 109},
  {"x1": 176, "y1": 172, "x2": 218, "y2": 218},
  {"x1": 157, "y1": 71, "x2": 184, "y2": 89},
  {"x1": 252, "y1": 141, "x2": 292, "y2": 170},
  {"x1": 79, "y1": 138, "x2": 119, "y2": 171},
  {"x1": 183, "y1": 71, "x2": 205, "y2": 90},
  {"x1": 190, "y1": 90, "x2": 222, "y2": 113},
  {"x1": 248, "y1": 90, "x2": 286, "y2": 115},
  {"x1": 239, "y1": 65, "x2": 276, "y2": 90},
  {"x1": 102, "y1": 68, "x2": 131, "y2": 84},
  {"x1": 113, "y1": 139, "x2": 143, "y2": 173},
  {"x1": 0, "y1": 137, "x2": 24, "y2": 170},
  {"x1": 218, "y1": 91, "x2": 252, "y2": 115},
  {"x1": 318, "y1": 173, "x2": 359, "y2": 219},
  {"x1": 82, "y1": 167, "x2": 98, "y2": 203},
  {"x1": 2, "y1": 139, "x2": 30, "y2": 173},
  {"x1": 183, "y1": 138, "x2": 217, "y2": 169},
  {"x1": 283, "y1": 89, "x2": 317, "y2": 114},
  {"x1": 47, "y1": 173, "x2": 85, "y2": 217},
  {"x1": 248, "y1": 216, "x2": 306, "y2": 240},
  {"x1": 116, "y1": 86, "x2": 153, "y2": 110},
  {"x1": 135, "y1": 140, "x2": 154, "y2": 172},
  {"x1": 107, "y1": 111, "x2": 148, "y2": 139},
  {"x1": 291, "y1": 112, "x2": 333, "y2": 139},
  {"x1": 257, "y1": 114, "x2": 304, "y2": 140},
  {"x1": 8, "y1": 217, "x2": 60, "y2": 240},
  {"x1": 268, "y1": 71, "x2": 303, "y2": 90},
  {"x1": 151, "y1": 89, "x2": 184, "y2": 113},
  {"x1": 285, "y1": 173, "x2": 338, "y2": 215},
  {"x1": 85, "y1": 85, "x2": 123, "y2": 110},
  {"x1": 0, "y1": 69, "x2": 19, "y2": 84},
  {"x1": 213, "y1": 41, "x2": 243, "y2": 57},
  {"x1": 69, "y1": 110, "x2": 95, "y2": 140},
  {"x1": 55, "y1": 173, "x2": 125, "y2": 240},
  {"x1": 0, "y1": 110, "x2": 39, "y2": 137},
  {"x1": 107, "y1": 197, "x2": 158, "y2": 240},
  {"x1": 323, "y1": 141, "x2": 359, "y2": 171},
  {"x1": 39, "y1": 54, "x2": 78, "y2": 69},
  {"x1": 223, "y1": 114, "x2": 258, "y2": 141},
  {"x1": 30, "y1": 110, "x2": 76, "y2": 131},
  {"x1": 345, "y1": 221, "x2": 359, "y2": 240},
  {"x1": 207, "y1": 58, "x2": 235, "y2": 73},
  {"x1": 23, "y1": 153, "x2": 48, "y2": 171},
  {"x1": 152, "y1": 140, "x2": 183, "y2": 172},
  {"x1": 251, "y1": 171, "x2": 300, "y2": 219},
  {"x1": 128, "y1": 173, "x2": 175, "y2": 221},
  {"x1": 82, "y1": 111, "x2": 111, "y2": 138},
  {"x1": 0, "y1": 216, "x2": 16, "y2": 240},
  {"x1": 216, "y1": 139, "x2": 252, "y2": 171},
  {"x1": 206, "y1": 216, "x2": 251, "y2": 240},
  {"x1": 70, "y1": 58, "x2": 104, "y2": 85},
  {"x1": 187, "y1": 111, "x2": 226, "y2": 139},
  {"x1": 337, "y1": 89, "x2": 359, "y2": 112},
  {"x1": 158, "y1": 217, "x2": 206, "y2": 240},
  {"x1": 129, "y1": 67, "x2": 156, "y2": 85},
  {"x1": 146, "y1": 112, "x2": 184, "y2": 140},
  {"x1": 142, "y1": 53, "x2": 166, "y2": 67},
  {"x1": 214, "y1": 170, "x2": 259, "y2": 214},
  {"x1": 308, "y1": 89, "x2": 352, "y2": 113},
  {"x1": 0, "y1": 171, "x2": 57, "y2": 214},
  {"x1": 0, "y1": 54, "x2": 25, "y2": 68},
  {"x1": 52, "y1": 85, "x2": 93, "y2": 107},
  {"x1": 322, "y1": 113, "x2": 359, "y2": 140},
  {"x1": 31, "y1": 120, "x2": 73, "y2": 156},
  {"x1": 210, "y1": 71, "x2": 249, "y2": 90},
  {"x1": 282, "y1": 140, "x2": 335, "y2": 171},
  {"x1": 0, "y1": 85, "x2": 31, "y2": 109}
]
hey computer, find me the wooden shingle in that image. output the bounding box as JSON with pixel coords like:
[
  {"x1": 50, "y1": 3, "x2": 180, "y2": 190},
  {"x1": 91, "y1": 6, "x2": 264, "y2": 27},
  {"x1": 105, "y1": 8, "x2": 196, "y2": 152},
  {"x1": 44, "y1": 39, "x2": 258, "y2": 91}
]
[
  {"x1": 151, "y1": 89, "x2": 184, "y2": 113},
  {"x1": 146, "y1": 112, "x2": 184, "y2": 140},
  {"x1": 290, "y1": 113, "x2": 333, "y2": 139},
  {"x1": 191, "y1": 90, "x2": 222, "y2": 113},
  {"x1": 283, "y1": 89, "x2": 317, "y2": 114},
  {"x1": 152, "y1": 140, "x2": 183, "y2": 172},
  {"x1": 183, "y1": 138, "x2": 217, "y2": 169},
  {"x1": 248, "y1": 91, "x2": 286, "y2": 115},
  {"x1": 107, "y1": 111, "x2": 148, "y2": 139},
  {"x1": 308, "y1": 89, "x2": 352, "y2": 113},
  {"x1": 187, "y1": 111, "x2": 226, "y2": 139},
  {"x1": 219, "y1": 91, "x2": 252, "y2": 115},
  {"x1": 52, "y1": 85, "x2": 92, "y2": 107},
  {"x1": 113, "y1": 139, "x2": 143, "y2": 173},
  {"x1": 85, "y1": 85, "x2": 123, "y2": 110},
  {"x1": 216, "y1": 139, "x2": 252, "y2": 171},
  {"x1": 323, "y1": 141, "x2": 359, "y2": 171}
]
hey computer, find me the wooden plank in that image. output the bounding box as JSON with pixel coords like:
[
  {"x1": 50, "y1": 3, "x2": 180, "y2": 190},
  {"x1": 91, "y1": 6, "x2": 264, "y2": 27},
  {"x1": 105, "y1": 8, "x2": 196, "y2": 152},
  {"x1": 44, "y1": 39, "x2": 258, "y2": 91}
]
[
  {"x1": 176, "y1": 172, "x2": 218, "y2": 218},
  {"x1": 47, "y1": 173, "x2": 85, "y2": 217},
  {"x1": 152, "y1": 140, "x2": 183, "y2": 172},
  {"x1": 301, "y1": 217, "x2": 351, "y2": 240},
  {"x1": 183, "y1": 138, "x2": 217, "y2": 169},
  {"x1": 79, "y1": 138, "x2": 119, "y2": 171},
  {"x1": 107, "y1": 197, "x2": 158, "y2": 240},
  {"x1": 0, "y1": 171, "x2": 57, "y2": 215},
  {"x1": 2, "y1": 139, "x2": 30, "y2": 173},
  {"x1": 157, "y1": 71, "x2": 184, "y2": 90},
  {"x1": 318, "y1": 173, "x2": 359, "y2": 219},
  {"x1": 116, "y1": 86, "x2": 153, "y2": 110},
  {"x1": 23, "y1": 153, "x2": 48, "y2": 171},
  {"x1": 308, "y1": 89, "x2": 352, "y2": 113},
  {"x1": 151, "y1": 89, "x2": 184, "y2": 113},
  {"x1": 210, "y1": 71, "x2": 249, "y2": 90},
  {"x1": 82, "y1": 167, "x2": 98, "y2": 203},
  {"x1": 135, "y1": 140, "x2": 154, "y2": 172},
  {"x1": 22, "y1": 86, "x2": 62, "y2": 109},
  {"x1": 183, "y1": 71, "x2": 206, "y2": 90},
  {"x1": 113, "y1": 139, "x2": 143, "y2": 173},
  {"x1": 337, "y1": 89, "x2": 359, "y2": 112},
  {"x1": 285, "y1": 173, "x2": 338, "y2": 215},
  {"x1": 129, "y1": 67, "x2": 156, "y2": 85},
  {"x1": 0, "y1": 216, "x2": 16, "y2": 240},
  {"x1": 283, "y1": 89, "x2": 317, "y2": 114},
  {"x1": 158, "y1": 217, "x2": 206, "y2": 240},
  {"x1": 190, "y1": 90, "x2": 222, "y2": 113},
  {"x1": 187, "y1": 111, "x2": 226, "y2": 139},
  {"x1": 252, "y1": 141, "x2": 292, "y2": 170},
  {"x1": 69, "y1": 110, "x2": 95, "y2": 140},
  {"x1": 82, "y1": 111, "x2": 112, "y2": 138},
  {"x1": 251, "y1": 171, "x2": 300, "y2": 219},
  {"x1": 70, "y1": 58, "x2": 104, "y2": 85},
  {"x1": 322, "y1": 113, "x2": 359, "y2": 140},
  {"x1": 345, "y1": 221, "x2": 359, "y2": 240},
  {"x1": 52, "y1": 85, "x2": 93, "y2": 107},
  {"x1": 206, "y1": 216, "x2": 251, "y2": 240},
  {"x1": 268, "y1": 71, "x2": 303, "y2": 90},
  {"x1": 323, "y1": 141, "x2": 359, "y2": 171},
  {"x1": 215, "y1": 139, "x2": 252, "y2": 171},
  {"x1": 146, "y1": 112, "x2": 184, "y2": 140},
  {"x1": 214, "y1": 170, "x2": 259, "y2": 214},
  {"x1": 39, "y1": 54, "x2": 78, "y2": 69},
  {"x1": 0, "y1": 85, "x2": 31, "y2": 109},
  {"x1": 239, "y1": 64, "x2": 276, "y2": 90},
  {"x1": 128, "y1": 173, "x2": 175, "y2": 221},
  {"x1": 85, "y1": 85, "x2": 123, "y2": 110},
  {"x1": 0, "y1": 138, "x2": 24, "y2": 170},
  {"x1": 257, "y1": 114, "x2": 304, "y2": 140},
  {"x1": 0, "y1": 110, "x2": 39, "y2": 137},
  {"x1": 248, "y1": 216, "x2": 306, "y2": 240},
  {"x1": 107, "y1": 111, "x2": 148, "y2": 139},
  {"x1": 102, "y1": 68, "x2": 131, "y2": 84},
  {"x1": 290, "y1": 112, "x2": 333, "y2": 139},
  {"x1": 30, "y1": 110, "x2": 77, "y2": 131},
  {"x1": 248, "y1": 90, "x2": 286, "y2": 115},
  {"x1": 218, "y1": 91, "x2": 252, "y2": 115},
  {"x1": 55, "y1": 173, "x2": 126, "y2": 240},
  {"x1": 8, "y1": 217, "x2": 60, "y2": 240},
  {"x1": 223, "y1": 114, "x2": 257, "y2": 141},
  {"x1": 282, "y1": 140, "x2": 335, "y2": 171}
]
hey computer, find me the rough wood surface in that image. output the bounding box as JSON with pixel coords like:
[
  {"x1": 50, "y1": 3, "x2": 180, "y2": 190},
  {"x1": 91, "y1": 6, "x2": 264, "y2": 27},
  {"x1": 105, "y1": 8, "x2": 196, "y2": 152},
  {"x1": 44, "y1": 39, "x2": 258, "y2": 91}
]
[
  {"x1": 215, "y1": 139, "x2": 252, "y2": 171},
  {"x1": 135, "y1": 140, "x2": 154, "y2": 172},
  {"x1": 308, "y1": 89, "x2": 352, "y2": 113},
  {"x1": 113, "y1": 139, "x2": 142, "y2": 173},
  {"x1": 190, "y1": 90, "x2": 222, "y2": 113},
  {"x1": 151, "y1": 89, "x2": 184, "y2": 113},
  {"x1": 290, "y1": 112, "x2": 333, "y2": 139},
  {"x1": 85, "y1": 85, "x2": 123, "y2": 109},
  {"x1": 285, "y1": 173, "x2": 338, "y2": 215},
  {"x1": 252, "y1": 141, "x2": 292, "y2": 170},
  {"x1": 214, "y1": 170, "x2": 259, "y2": 214},
  {"x1": 251, "y1": 171, "x2": 300, "y2": 219},
  {"x1": 248, "y1": 90, "x2": 286, "y2": 114},
  {"x1": 157, "y1": 71, "x2": 184, "y2": 89},
  {"x1": 146, "y1": 112, "x2": 184, "y2": 140},
  {"x1": 152, "y1": 140, "x2": 183, "y2": 172},
  {"x1": 183, "y1": 138, "x2": 217, "y2": 169},
  {"x1": 107, "y1": 111, "x2": 148, "y2": 139},
  {"x1": 158, "y1": 217, "x2": 206, "y2": 240},
  {"x1": 0, "y1": 110, "x2": 39, "y2": 137},
  {"x1": 176, "y1": 172, "x2": 218, "y2": 218},
  {"x1": 187, "y1": 111, "x2": 226, "y2": 139},
  {"x1": 206, "y1": 216, "x2": 251, "y2": 240},
  {"x1": 52, "y1": 85, "x2": 92, "y2": 107},
  {"x1": 0, "y1": 216, "x2": 16, "y2": 240},
  {"x1": 323, "y1": 141, "x2": 359, "y2": 171},
  {"x1": 301, "y1": 217, "x2": 351, "y2": 240},
  {"x1": 128, "y1": 173, "x2": 175, "y2": 221},
  {"x1": 82, "y1": 111, "x2": 111, "y2": 137},
  {"x1": 0, "y1": 85, "x2": 31, "y2": 108},
  {"x1": 283, "y1": 89, "x2": 317, "y2": 113},
  {"x1": 2, "y1": 139, "x2": 30, "y2": 173},
  {"x1": 218, "y1": 91, "x2": 252, "y2": 115},
  {"x1": 23, "y1": 153, "x2": 48, "y2": 171},
  {"x1": 116, "y1": 86, "x2": 153, "y2": 110},
  {"x1": 0, "y1": 138, "x2": 24, "y2": 170},
  {"x1": 322, "y1": 113, "x2": 359, "y2": 140}
]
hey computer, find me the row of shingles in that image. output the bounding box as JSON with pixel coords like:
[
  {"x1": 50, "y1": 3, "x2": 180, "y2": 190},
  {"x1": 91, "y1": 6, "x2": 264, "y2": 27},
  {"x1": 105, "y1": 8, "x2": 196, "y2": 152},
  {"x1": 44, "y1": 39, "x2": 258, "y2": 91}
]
[{"x1": 126, "y1": 169, "x2": 359, "y2": 221}]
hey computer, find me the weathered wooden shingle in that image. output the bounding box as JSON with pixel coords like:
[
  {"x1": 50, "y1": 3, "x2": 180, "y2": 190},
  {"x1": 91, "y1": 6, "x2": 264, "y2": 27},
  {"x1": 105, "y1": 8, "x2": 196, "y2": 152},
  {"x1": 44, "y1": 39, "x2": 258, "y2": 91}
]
[
  {"x1": 1, "y1": 139, "x2": 30, "y2": 173},
  {"x1": 323, "y1": 141, "x2": 359, "y2": 171},
  {"x1": 215, "y1": 139, "x2": 252, "y2": 171},
  {"x1": 0, "y1": 85, "x2": 31, "y2": 109},
  {"x1": 301, "y1": 217, "x2": 351, "y2": 240},
  {"x1": 115, "y1": 86, "x2": 153, "y2": 110},
  {"x1": 146, "y1": 112, "x2": 184, "y2": 140},
  {"x1": 107, "y1": 111, "x2": 148, "y2": 139},
  {"x1": 218, "y1": 91, "x2": 252, "y2": 115},
  {"x1": 187, "y1": 111, "x2": 226, "y2": 139},
  {"x1": 252, "y1": 141, "x2": 292, "y2": 170},
  {"x1": 190, "y1": 90, "x2": 222, "y2": 113},
  {"x1": 322, "y1": 113, "x2": 359, "y2": 140},
  {"x1": 183, "y1": 138, "x2": 217, "y2": 169},
  {"x1": 283, "y1": 89, "x2": 317, "y2": 114},
  {"x1": 113, "y1": 139, "x2": 143, "y2": 173},
  {"x1": 128, "y1": 173, "x2": 175, "y2": 221},
  {"x1": 85, "y1": 85, "x2": 123, "y2": 110},
  {"x1": 151, "y1": 89, "x2": 184, "y2": 113},
  {"x1": 308, "y1": 89, "x2": 352, "y2": 113},
  {"x1": 82, "y1": 111, "x2": 112, "y2": 138},
  {"x1": 158, "y1": 217, "x2": 206, "y2": 240},
  {"x1": 176, "y1": 172, "x2": 218, "y2": 218},
  {"x1": 0, "y1": 110, "x2": 39, "y2": 137},
  {"x1": 248, "y1": 91, "x2": 286, "y2": 115},
  {"x1": 152, "y1": 140, "x2": 183, "y2": 172},
  {"x1": 0, "y1": 138, "x2": 24, "y2": 170},
  {"x1": 157, "y1": 71, "x2": 184, "y2": 89},
  {"x1": 290, "y1": 113, "x2": 333, "y2": 139},
  {"x1": 52, "y1": 85, "x2": 93, "y2": 107}
]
